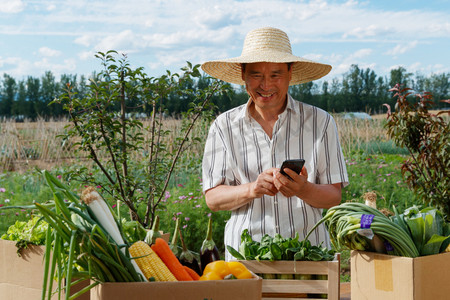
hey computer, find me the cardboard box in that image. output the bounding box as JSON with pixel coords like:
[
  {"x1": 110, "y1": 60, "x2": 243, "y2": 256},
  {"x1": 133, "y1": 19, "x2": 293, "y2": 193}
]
[
  {"x1": 239, "y1": 254, "x2": 340, "y2": 299},
  {"x1": 90, "y1": 276, "x2": 262, "y2": 300},
  {"x1": 0, "y1": 239, "x2": 89, "y2": 300},
  {"x1": 160, "y1": 232, "x2": 170, "y2": 243},
  {"x1": 351, "y1": 250, "x2": 450, "y2": 300}
]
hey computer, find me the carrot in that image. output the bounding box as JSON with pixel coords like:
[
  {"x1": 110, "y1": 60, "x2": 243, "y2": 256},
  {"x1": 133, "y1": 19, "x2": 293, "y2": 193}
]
[
  {"x1": 183, "y1": 265, "x2": 200, "y2": 280},
  {"x1": 151, "y1": 238, "x2": 193, "y2": 281}
]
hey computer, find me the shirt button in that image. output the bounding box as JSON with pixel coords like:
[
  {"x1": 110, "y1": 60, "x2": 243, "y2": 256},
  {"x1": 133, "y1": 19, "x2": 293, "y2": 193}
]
[{"x1": 274, "y1": 201, "x2": 278, "y2": 205}]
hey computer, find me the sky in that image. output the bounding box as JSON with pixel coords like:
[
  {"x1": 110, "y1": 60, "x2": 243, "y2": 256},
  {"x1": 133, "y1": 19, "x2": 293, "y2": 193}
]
[{"x1": 1, "y1": 0, "x2": 450, "y2": 83}]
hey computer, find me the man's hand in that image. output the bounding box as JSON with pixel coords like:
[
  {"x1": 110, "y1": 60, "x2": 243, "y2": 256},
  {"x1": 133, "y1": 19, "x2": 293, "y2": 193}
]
[
  {"x1": 274, "y1": 166, "x2": 308, "y2": 198},
  {"x1": 250, "y1": 168, "x2": 279, "y2": 198},
  {"x1": 273, "y1": 166, "x2": 342, "y2": 208},
  {"x1": 204, "y1": 167, "x2": 279, "y2": 212}
]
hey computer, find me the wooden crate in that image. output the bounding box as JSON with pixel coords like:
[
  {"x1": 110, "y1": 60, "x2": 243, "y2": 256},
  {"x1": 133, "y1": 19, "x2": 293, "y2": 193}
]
[{"x1": 239, "y1": 253, "x2": 340, "y2": 300}]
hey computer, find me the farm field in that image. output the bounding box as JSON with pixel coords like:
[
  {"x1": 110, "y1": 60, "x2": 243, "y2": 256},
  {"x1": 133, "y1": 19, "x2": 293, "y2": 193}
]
[
  {"x1": 0, "y1": 115, "x2": 418, "y2": 234},
  {"x1": 0, "y1": 115, "x2": 421, "y2": 282}
]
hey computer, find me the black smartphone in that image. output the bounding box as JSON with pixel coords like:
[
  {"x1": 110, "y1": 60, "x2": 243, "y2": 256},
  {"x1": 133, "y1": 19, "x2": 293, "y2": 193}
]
[{"x1": 280, "y1": 159, "x2": 305, "y2": 180}]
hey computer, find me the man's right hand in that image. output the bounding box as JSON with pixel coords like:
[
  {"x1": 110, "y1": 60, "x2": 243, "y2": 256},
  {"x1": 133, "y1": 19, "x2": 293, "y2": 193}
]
[
  {"x1": 250, "y1": 167, "x2": 279, "y2": 198},
  {"x1": 204, "y1": 168, "x2": 279, "y2": 212}
]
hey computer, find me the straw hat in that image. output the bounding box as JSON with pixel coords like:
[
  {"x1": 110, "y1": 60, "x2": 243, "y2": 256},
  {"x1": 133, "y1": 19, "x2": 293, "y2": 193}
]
[{"x1": 201, "y1": 27, "x2": 332, "y2": 86}]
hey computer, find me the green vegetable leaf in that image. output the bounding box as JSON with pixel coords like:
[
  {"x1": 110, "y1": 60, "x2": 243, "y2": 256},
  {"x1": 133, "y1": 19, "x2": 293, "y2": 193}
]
[
  {"x1": 226, "y1": 245, "x2": 245, "y2": 260},
  {"x1": 270, "y1": 243, "x2": 283, "y2": 260},
  {"x1": 294, "y1": 248, "x2": 305, "y2": 261},
  {"x1": 421, "y1": 234, "x2": 449, "y2": 256},
  {"x1": 405, "y1": 214, "x2": 425, "y2": 253}
]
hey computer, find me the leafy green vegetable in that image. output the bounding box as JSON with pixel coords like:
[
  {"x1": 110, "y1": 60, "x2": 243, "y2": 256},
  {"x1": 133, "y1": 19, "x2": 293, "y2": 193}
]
[
  {"x1": 1, "y1": 216, "x2": 49, "y2": 255},
  {"x1": 1, "y1": 216, "x2": 48, "y2": 244},
  {"x1": 394, "y1": 205, "x2": 450, "y2": 256},
  {"x1": 226, "y1": 229, "x2": 335, "y2": 262},
  {"x1": 121, "y1": 219, "x2": 147, "y2": 244}
]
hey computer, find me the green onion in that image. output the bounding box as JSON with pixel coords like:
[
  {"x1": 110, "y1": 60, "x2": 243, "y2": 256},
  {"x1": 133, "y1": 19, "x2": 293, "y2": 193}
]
[
  {"x1": 306, "y1": 202, "x2": 419, "y2": 258},
  {"x1": 35, "y1": 171, "x2": 146, "y2": 300}
]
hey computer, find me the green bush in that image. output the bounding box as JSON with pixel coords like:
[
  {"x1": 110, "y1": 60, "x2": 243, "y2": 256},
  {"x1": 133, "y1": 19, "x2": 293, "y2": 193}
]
[{"x1": 384, "y1": 85, "x2": 449, "y2": 220}]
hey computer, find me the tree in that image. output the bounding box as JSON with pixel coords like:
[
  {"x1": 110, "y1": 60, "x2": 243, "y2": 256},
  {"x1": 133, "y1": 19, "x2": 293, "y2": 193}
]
[
  {"x1": 389, "y1": 67, "x2": 412, "y2": 89},
  {"x1": 320, "y1": 81, "x2": 330, "y2": 111},
  {"x1": 429, "y1": 73, "x2": 450, "y2": 107},
  {"x1": 0, "y1": 74, "x2": 17, "y2": 117},
  {"x1": 327, "y1": 78, "x2": 343, "y2": 112},
  {"x1": 341, "y1": 64, "x2": 363, "y2": 112},
  {"x1": 11, "y1": 80, "x2": 28, "y2": 118},
  {"x1": 41, "y1": 71, "x2": 60, "y2": 117},
  {"x1": 55, "y1": 51, "x2": 230, "y2": 228},
  {"x1": 26, "y1": 76, "x2": 41, "y2": 120},
  {"x1": 360, "y1": 68, "x2": 377, "y2": 112},
  {"x1": 290, "y1": 81, "x2": 315, "y2": 106}
]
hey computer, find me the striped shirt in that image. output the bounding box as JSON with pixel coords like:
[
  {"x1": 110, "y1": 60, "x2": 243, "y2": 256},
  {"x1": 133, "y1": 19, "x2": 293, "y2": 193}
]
[{"x1": 202, "y1": 94, "x2": 349, "y2": 260}]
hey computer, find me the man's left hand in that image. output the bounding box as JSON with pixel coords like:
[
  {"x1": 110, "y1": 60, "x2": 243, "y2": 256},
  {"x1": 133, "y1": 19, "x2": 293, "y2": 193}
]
[{"x1": 273, "y1": 166, "x2": 309, "y2": 198}]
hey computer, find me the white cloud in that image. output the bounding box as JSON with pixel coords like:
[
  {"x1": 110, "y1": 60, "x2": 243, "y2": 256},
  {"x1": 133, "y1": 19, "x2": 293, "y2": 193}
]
[
  {"x1": 94, "y1": 30, "x2": 138, "y2": 52},
  {"x1": 34, "y1": 57, "x2": 77, "y2": 75},
  {"x1": 193, "y1": 5, "x2": 241, "y2": 30},
  {"x1": 38, "y1": 47, "x2": 61, "y2": 57},
  {"x1": 0, "y1": 0, "x2": 25, "y2": 13},
  {"x1": 46, "y1": 4, "x2": 56, "y2": 11},
  {"x1": 352, "y1": 48, "x2": 373, "y2": 59},
  {"x1": 303, "y1": 53, "x2": 325, "y2": 62},
  {"x1": 408, "y1": 62, "x2": 422, "y2": 73},
  {"x1": 342, "y1": 24, "x2": 392, "y2": 39},
  {"x1": 0, "y1": 56, "x2": 33, "y2": 79},
  {"x1": 74, "y1": 34, "x2": 97, "y2": 47},
  {"x1": 408, "y1": 62, "x2": 449, "y2": 75},
  {"x1": 385, "y1": 41, "x2": 418, "y2": 56},
  {"x1": 429, "y1": 63, "x2": 449, "y2": 74},
  {"x1": 78, "y1": 51, "x2": 96, "y2": 61},
  {"x1": 327, "y1": 48, "x2": 374, "y2": 77}
]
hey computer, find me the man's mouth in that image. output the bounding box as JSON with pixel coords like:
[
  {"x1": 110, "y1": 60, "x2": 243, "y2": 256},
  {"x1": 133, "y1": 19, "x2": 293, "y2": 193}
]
[{"x1": 258, "y1": 92, "x2": 274, "y2": 98}]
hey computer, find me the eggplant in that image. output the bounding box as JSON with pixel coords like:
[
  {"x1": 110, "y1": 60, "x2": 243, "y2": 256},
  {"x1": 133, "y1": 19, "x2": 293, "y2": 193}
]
[
  {"x1": 169, "y1": 218, "x2": 181, "y2": 257},
  {"x1": 178, "y1": 228, "x2": 202, "y2": 275},
  {"x1": 200, "y1": 217, "x2": 220, "y2": 272},
  {"x1": 144, "y1": 215, "x2": 161, "y2": 245}
]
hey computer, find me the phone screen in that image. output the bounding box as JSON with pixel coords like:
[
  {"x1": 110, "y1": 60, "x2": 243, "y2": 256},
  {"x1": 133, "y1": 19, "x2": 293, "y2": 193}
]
[{"x1": 280, "y1": 159, "x2": 305, "y2": 180}]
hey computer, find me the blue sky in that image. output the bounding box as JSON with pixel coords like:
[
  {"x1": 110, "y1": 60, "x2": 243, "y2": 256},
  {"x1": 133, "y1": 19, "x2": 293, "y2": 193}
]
[{"x1": 1, "y1": 0, "x2": 449, "y2": 82}]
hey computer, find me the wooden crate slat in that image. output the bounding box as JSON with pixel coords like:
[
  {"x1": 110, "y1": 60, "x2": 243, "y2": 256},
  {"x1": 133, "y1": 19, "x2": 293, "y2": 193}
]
[
  {"x1": 262, "y1": 279, "x2": 328, "y2": 294},
  {"x1": 240, "y1": 260, "x2": 330, "y2": 274},
  {"x1": 236, "y1": 253, "x2": 340, "y2": 300}
]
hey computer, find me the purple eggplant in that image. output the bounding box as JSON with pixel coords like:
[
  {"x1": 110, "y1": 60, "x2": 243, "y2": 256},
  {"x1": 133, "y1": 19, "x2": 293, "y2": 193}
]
[
  {"x1": 169, "y1": 218, "x2": 181, "y2": 257},
  {"x1": 178, "y1": 228, "x2": 202, "y2": 276},
  {"x1": 200, "y1": 217, "x2": 220, "y2": 272}
]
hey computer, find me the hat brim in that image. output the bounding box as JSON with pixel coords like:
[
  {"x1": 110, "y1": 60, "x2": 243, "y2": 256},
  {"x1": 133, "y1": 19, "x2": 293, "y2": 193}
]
[{"x1": 201, "y1": 54, "x2": 332, "y2": 86}]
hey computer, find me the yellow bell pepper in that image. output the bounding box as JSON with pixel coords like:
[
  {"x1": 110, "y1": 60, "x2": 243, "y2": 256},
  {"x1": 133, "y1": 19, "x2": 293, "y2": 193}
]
[
  {"x1": 227, "y1": 261, "x2": 253, "y2": 279},
  {"x1": 199, "y1": 260, "x2": 253, "y2": 280}
]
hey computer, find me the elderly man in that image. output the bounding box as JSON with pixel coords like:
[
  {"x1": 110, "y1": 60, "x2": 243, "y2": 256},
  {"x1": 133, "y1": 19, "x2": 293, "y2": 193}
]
[{"x1": 201, "y1": 27, "x2": 348, "y2": 260}]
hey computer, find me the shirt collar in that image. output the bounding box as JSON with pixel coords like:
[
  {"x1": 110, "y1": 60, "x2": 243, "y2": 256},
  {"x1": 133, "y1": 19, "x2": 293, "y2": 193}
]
[{"x1": 239, "y1": 93, "x2": 299, "y2": 121}]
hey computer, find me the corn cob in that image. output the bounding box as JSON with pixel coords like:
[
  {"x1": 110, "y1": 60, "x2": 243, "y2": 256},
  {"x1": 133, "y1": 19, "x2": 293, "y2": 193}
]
[{"x1": 129, "y1": 241, "x2": 177, "y2": 281}]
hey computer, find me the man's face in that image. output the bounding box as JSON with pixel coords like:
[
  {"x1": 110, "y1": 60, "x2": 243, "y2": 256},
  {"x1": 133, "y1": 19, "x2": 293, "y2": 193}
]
[{"x1": 241, "y1": 62, "x2": 292, "y2": 112}]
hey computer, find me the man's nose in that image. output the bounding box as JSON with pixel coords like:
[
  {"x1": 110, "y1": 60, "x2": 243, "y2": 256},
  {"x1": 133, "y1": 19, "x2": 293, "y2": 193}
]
[{"x1": 259, "y1": 76, "x2": 272, "y2": 89}]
